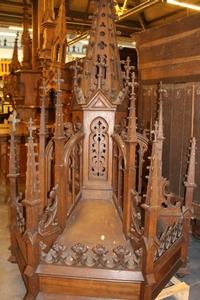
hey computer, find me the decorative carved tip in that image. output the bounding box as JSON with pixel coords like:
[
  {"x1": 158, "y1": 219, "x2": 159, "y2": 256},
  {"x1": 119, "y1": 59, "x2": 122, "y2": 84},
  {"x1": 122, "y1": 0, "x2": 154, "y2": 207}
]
[
  {"x1": 55, "y1": 69, "x2": 64, "y2": 92},
  {"x1": 10, "y1": 33, "x2": 21, "y2": 72},
  {"x1": 54, "y1": 70, "x2": 64, "y2": 138},
  {"x1": 55, "y1": 0, "x2": 67, "y2": 41},
  {"x1": 156, "y1": 82, "x2": 165, "y2": 142},
  {"x1": 79, "y1": 0, "x2": 124, "y2": 103},
  {"x1": 28, "y1": 117, "x2": 36, "y2": 139},
  {"x1": 8, "y1": 110, "x2": 20, "y2": 133},
  {"x1": 185, "y1": 137, "x2": 196, "y2": 188},
  {"x1": 39, "y1": 78, "x2": 47, "y2": 98},
  {"x1": 127, "y1": 70, "x2": 137, "y2": 143},
  {"x1": 146, "y1": 139, "x2": 163, "y2": 206}
]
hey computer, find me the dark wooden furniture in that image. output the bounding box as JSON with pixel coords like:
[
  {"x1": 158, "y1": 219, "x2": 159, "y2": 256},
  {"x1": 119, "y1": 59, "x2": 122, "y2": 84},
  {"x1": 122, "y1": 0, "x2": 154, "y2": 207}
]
[{"x1": 8, "y1": 1, "x2": 196, "y2": 299}]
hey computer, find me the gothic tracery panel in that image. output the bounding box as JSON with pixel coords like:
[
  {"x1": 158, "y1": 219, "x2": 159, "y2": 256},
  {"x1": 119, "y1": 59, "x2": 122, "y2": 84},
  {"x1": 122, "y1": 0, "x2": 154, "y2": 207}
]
[{"x1": 89, "y1": 117, "x2": 108, "y2": 180}]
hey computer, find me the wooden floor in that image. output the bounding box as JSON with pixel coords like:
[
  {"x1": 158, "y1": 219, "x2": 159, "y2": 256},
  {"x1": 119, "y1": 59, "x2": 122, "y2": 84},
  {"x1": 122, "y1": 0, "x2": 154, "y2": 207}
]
[{"x1": 58, "y1": 198, "x2": 131, "y2": 251}]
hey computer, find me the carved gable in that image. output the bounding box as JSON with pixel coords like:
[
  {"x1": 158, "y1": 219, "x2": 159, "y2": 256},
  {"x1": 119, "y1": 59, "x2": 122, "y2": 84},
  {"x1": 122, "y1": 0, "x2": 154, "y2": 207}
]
[{"x1": 84, "y1": 90, "x2": 116, "y2": 111}]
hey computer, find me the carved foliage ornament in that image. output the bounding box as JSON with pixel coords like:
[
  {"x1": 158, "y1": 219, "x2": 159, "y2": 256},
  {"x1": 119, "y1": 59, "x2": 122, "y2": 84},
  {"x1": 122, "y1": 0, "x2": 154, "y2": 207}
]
[
  {"x1": 40, "y1": 242, "x2": 141, "y2": 270},
  {"x1": 38, "y1": 185, "x2": 59, "y2": 236}
]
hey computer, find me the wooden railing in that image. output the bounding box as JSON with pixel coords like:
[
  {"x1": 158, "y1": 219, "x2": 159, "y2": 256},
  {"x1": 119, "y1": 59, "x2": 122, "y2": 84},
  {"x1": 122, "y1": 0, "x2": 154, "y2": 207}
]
[
  {"x1": 112, "y1": 132, "x2": 149, "y2": 216},
  {"x1": 64, "y1": 131, "x2": 84, "y2": 215},
  {"x1": 112, "y1": 133, "x2": 126, "y2": 216}
]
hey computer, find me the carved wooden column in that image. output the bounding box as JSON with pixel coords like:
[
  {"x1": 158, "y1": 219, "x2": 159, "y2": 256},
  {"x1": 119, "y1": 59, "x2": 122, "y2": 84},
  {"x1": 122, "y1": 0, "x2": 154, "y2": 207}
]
[
  {"x1": 39, "y1": 80, "x2": 47, "y2": 210},
  {"x1": 7, "y1": 111, "x2": 20, "y2": 262},
  {"x1": 141, "y1": 139, "x2": 161, "y2": 300},
  {"x1": 123, "y1": 72, "x2": 137, "y2": 236},
  {"x1": 22, "y1": 119, "x2": 40, "y2": 299},
  {"x1": 32, "y1": 0, "x2": 39, "y2": 69},
  {"x1": 54, "y1": 71, "x2": 66, "y2": 228},
  {"x1": 180, "y1": 137, "x2": 196, "y2": 272}
]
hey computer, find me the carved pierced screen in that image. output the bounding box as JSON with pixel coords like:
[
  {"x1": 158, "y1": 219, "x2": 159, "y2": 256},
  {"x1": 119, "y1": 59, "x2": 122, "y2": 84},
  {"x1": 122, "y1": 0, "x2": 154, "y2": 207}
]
[{"x1": 89, "y1": 117, "x2": 108, "y2": 180}]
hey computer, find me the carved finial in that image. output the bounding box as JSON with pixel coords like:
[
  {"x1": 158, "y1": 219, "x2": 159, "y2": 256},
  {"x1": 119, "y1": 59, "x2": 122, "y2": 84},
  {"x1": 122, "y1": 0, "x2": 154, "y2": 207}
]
[
  {"x1": 56, "y1": 69, "x2": 64, "y2": 92},
  {"x1": 8, "y1": 111, "x2": 20, "y2": 177},
  {"x1": 39, "y1": 78, "x2": 47, "y2": 137},
  {"x1": 122, "y1": 56, "x2": 135, "y2": 87},
  {"x1": 10, "y1": 32, "x2": 21, "y2": 72},
  {"x1": 28, "y1": 118, "x2": 36, "y2": 139},
  {"x1": 25, "y1": 122, "x2": 40, "y2": 203},
  {"x1": 152, "y1": 82, "x2": 166, "y2": 169},
  {"x1": 185, "y1": 137, "x2": 196, "y2": 188},
  {"x1": 54, "y1": 69, "x2": 64, "y2": 138},
  {"x1": 43, "y1": 0, "x2": 55, "y2": 22},
  {"x1": 127, "y1": 71, "x2": 137, "y2": 143},
  {"x1": 78, "y1": 0, "x2": 124, "y2": 103},
  {"x1": 56, "y1": 0, "x2": 67, "y2": 38},
  {"x1": 21, "y1": 0, "x2": 32, "y2": 69},
  {"x1": 157, "y1": 81, "x2": 165, "y2": 142},
  {"x1": 71, "y1": 59, "x2": 82, "y2": 88},
  {"x1": 145, "y1": 139, "x2": 163, "y2": 206},
  {"x1": 8, "y1": 110, "x2": 20, "y2": 133},
  {"x1": 52, "y1": 0, "x2": 67, "y2": 65},
  {"x1": 184, "y1": 137, "x2": 196, "y2": 211}
]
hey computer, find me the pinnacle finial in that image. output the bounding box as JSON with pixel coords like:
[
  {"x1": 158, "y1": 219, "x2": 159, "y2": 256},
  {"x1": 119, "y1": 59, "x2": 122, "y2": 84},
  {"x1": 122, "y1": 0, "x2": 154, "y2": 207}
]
[
  {"x1": 78, "y1": 0, "x2": 124, "y2": 103},
  {"x1": 28, "y1": 118, "x2": 36, "y2": 139},
  {"x1": 9, "y1": 110, "x2": 20, "y2": 133},
  {"x1": 185, "y1": 137, "x2": 196, "y2": 188}
]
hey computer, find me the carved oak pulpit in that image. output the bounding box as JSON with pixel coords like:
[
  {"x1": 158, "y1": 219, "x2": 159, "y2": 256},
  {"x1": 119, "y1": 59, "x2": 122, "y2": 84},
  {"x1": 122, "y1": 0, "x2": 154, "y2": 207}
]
[{"x1": 8, "y1": 1, "x2": 196, "y2": 300}]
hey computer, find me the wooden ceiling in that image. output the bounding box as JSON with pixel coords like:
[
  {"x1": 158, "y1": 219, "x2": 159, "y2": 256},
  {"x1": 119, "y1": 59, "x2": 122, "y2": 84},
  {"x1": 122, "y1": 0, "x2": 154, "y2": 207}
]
[{"x1": 0, "y1": 0, "x2": 199, "y2": 37}]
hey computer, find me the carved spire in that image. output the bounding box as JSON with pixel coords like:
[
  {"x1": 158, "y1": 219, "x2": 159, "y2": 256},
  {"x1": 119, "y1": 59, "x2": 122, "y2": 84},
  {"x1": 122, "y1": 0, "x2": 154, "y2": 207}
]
[
  {"x1": 127, "y1": 71, "x2": 137, "y2": 143},
  {"x1": 39, "y1": 79, "x2": 47, "y2": 208},
  {"x1": 25, "y1": 118, "x2": 40, "y2": 202},
  {"x1": 54, "y1": 70, "x2": 64, "y2": 138},
  {"x1": 145, "y1": 135, "x2": 163, "y2": 207},
  {"x1": 10, "y1": 33, "x2": 21, "y2": 73},
  {"x1": 75, "y1": 0, "x2": 124, "y2": 104},
  {"x1": 39, "y1": 78, "x2": 47, "y2": 137},
  {"x1": 43, "y1": 0, "x2": 55, "y2": 22},
  {"x1": 55, "y1": 0, "x2": 67, "y2": 41},
  {"x1": 52, "y1": 0, "x2": 67, "y2": 65},
  {"x1": 184, "y1": 137, "x2": 196, "y2": 208},
  {"x1": 21, "y1": 0, "x2": 32, "y2": 69},
  {"x1": 155, "y1": 81, "x2": 165, "y2": 166},
  {"x1": 8, "y1": 111, "x2": 20, "y2": 177}
]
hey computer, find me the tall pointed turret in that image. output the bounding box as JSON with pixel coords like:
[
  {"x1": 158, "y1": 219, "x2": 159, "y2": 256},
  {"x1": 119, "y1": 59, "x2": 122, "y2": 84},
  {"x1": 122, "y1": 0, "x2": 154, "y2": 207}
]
[
  {"x1": 10, "y1": 33, "x2": 21, "y2": 73},
  {"x1": 39, "y1": 79, "x2": 47, "y2": 208},
  {"x1": 43, "y1": 0, "x2": 55, "y2": 22},
  {"x1": 54, "y1": 70, "x2": 64, "y2": 138},
  {"x1": 21, "y1": 0, "x2": 32, "y2": 69},
  {"x1": 52, "y1": 0, "x2": 67, "y2": 66},
  {"x1": 146, "y1": 135, "x2": 163, "y2": 207},
  {"x1": 127, "y1": 71, "x2": 137, "y2": 143},
  {"x1": 75, "y1": 0, "x2": 125, "y2": 104},
  {"x1": 24, "y1": 118, "x2": 40, "y2": 202},
  {"x1": 123, "y1": 70, "x2": 138, "y2": 236},
  {"x1": 184, "y1": 137, "x2": 196, "y2": 209},
  {"x1": 155, "y1": 81, "x2": 165, "y2": 167}
]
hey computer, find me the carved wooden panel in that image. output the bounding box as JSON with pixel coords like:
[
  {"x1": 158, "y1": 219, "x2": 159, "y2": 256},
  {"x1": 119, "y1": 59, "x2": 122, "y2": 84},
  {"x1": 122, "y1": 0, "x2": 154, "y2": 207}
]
[
  {"x1": 139, "y1": 82, "x2": 200, "y2": 202},
  {"x1": 89, "y1": 117, "x2": 108, "y2": 180}
]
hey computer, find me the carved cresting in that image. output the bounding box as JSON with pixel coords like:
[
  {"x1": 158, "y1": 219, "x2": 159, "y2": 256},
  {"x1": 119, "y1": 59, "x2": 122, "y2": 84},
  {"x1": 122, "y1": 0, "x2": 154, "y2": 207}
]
[{"x1": 89, "y1": 117, "x2": 108, "y2": 180}]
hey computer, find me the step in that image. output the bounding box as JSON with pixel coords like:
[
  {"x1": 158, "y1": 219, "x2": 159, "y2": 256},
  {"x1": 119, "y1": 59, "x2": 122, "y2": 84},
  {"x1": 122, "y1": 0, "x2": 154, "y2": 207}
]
[{"x1": 37, "y1": 264, "x2": 143, "y2": 299}]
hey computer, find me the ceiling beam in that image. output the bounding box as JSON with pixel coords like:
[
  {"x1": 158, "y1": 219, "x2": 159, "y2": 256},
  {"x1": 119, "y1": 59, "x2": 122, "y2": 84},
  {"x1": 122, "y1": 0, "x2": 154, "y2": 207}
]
[{"x1": 117, "y1": 0, "x2": 162, "y2": 21}]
